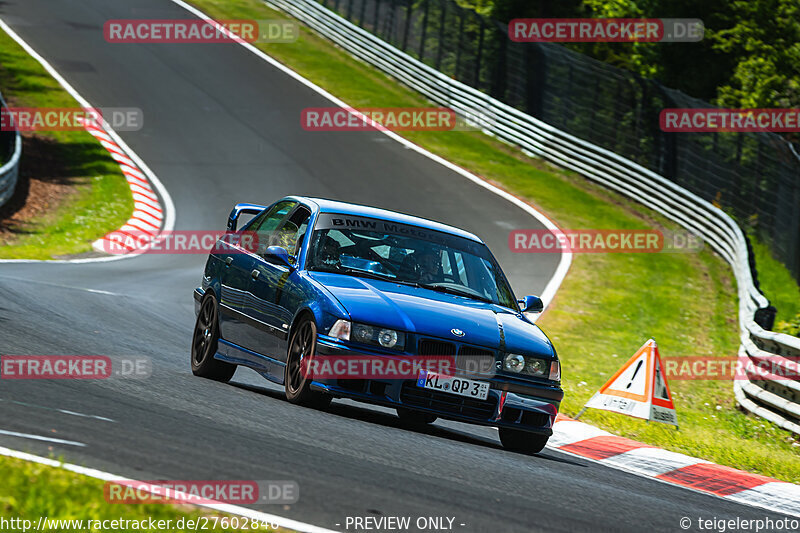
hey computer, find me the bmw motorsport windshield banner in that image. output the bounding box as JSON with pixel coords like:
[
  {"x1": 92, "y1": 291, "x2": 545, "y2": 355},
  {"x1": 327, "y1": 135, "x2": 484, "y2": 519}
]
[{"x1": 313, "y1": 212, "x2": 484, "y2": 253}]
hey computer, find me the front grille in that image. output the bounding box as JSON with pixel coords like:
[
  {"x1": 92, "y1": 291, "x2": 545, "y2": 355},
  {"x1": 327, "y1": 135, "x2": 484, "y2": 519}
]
[
  {"x1": 456, "y1": 346, "x2": 495, "y2": 375},
  {"x1": 458, "y1": 346, "x2": 494, "y2": 356},
  {"x1": 418, "y1": 339, "x2": 456, "y2": 356},
  {"x1": 400, "y1": 382, "x2": 497, "y2": 420}
]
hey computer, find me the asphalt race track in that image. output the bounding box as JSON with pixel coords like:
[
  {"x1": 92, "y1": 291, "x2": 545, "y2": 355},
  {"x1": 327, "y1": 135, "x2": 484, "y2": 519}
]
[{"x1": 0, "y1": 1, "x2": 793, "y2": 531}]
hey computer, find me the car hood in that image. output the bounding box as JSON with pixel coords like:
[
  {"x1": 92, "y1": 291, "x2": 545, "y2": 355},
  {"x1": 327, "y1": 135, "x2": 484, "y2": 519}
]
[{"x1": 308, "y1": 272, "x2": 554, "y2": 358}]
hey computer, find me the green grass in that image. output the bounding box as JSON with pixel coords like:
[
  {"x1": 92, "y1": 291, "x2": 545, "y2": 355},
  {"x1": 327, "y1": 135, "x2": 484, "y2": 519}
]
[
  {"x1": 0, "y1": 28, "x2": 132, "y2": 259},
  {"x1": 189, "y1": 0, "x2": 800, "y2": 481},
  {"x1": 751, "y1": 239, "x2": 800, "y2": 324},
  {"x1": 0, "y1": 455, "x2": 291, "y2": 532}
]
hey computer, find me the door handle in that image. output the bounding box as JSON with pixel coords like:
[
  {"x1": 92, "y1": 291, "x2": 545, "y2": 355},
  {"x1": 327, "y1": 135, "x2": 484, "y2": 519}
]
[
  {"x1": 251, "y1": 269, "x2": 260, "y2": 280},
  {"x1": 225, "y1": 256, "x2": 233, "y2": 266}
]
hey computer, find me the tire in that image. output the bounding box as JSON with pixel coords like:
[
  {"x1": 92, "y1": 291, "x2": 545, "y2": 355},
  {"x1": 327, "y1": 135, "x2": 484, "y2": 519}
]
[
  {"x1": 284, "y1": 317, "x2": 332, "y2": 409},
  {"x1": 191, "y1": 293, "x2": 236, "y2": 382},
  {"x1": 498, "y1": 428, "x2": 549, "y2": 454},
  {"x1": 396, "y1": 408, "x2": 437, "y2": 426}
]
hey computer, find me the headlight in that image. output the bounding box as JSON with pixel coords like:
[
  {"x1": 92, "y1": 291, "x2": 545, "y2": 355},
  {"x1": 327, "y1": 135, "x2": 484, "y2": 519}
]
[
  {"x1": 353, "y1": 323, "x2": 374, "y2": 343},
  {"x1": 328, "y1": 320, "x2": 405, "y2": 351},
  {"x1": 525, "y1": 358, "x2": 548, "y2": 377},
  {"x1": 504, "y1": 353, "x2": 556, "y2": 379},
  {"x1": 378, "y1": 328, "x2": 399, "y2": 348},
  {"x1": 504, "y1": 354, "x2": 525, "y2": 373}
]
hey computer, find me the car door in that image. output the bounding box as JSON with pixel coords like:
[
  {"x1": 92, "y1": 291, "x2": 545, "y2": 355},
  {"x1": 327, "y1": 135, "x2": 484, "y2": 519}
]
[
  {"x1": 218, "y1": 200, "x2": 295, "y2": 348},
  {"x1": 247, "y1": 204, "x2": 312, "y2": 361}
]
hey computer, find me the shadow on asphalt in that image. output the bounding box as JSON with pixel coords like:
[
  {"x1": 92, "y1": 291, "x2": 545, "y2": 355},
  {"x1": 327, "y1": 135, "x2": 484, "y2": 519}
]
[{"x1": 228, "y1": 380, "x2": 585, "y2": 468}]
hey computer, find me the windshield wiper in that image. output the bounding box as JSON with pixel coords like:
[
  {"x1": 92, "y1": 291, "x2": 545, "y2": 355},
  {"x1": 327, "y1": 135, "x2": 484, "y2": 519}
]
[
  {"x1": 313, "y1": 266, "x2": 399, "y2": 283},
  {"x1": 342, "y1": 267, "x2": 395, "y2": 280},
  {"x1": 417, "y1": 283, "x2": 494, "y2": 304}
]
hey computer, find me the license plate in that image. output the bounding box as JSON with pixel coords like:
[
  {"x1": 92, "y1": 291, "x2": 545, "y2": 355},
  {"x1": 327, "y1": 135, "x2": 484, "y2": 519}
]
[{"x1": 417, "y1": 371, "x2": 490, "y2": 401}]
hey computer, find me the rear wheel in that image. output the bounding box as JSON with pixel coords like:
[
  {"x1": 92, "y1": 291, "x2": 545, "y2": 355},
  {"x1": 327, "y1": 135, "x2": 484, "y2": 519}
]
[
  {"x1": 191, "y1": 294, "x2": 236, "y2": 382},
  {"x1": 396, "y1": 408, "x2": 437, "y2": 426},
  {"x1": 499, "y1": 428, "x2": 549, "y2": 454},
  {"x1": 284, "y1": 318, "x2": 332, "y2": 409}
]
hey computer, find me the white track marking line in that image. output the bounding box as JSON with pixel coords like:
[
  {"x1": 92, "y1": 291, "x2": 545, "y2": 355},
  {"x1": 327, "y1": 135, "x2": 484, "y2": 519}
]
[
  {"x1": 0, "y1": 398, "x2": 115, "y2": 422},
  {"x1": 168, "y1": 0, "x2": 571, "y2": 312},
  {"x1": 0, "y1": 430, "x2": 86, "y2": 447},
  {"x1": 57, "y1": 410, "x2": 115, "y2": 423},
  {"x1": 0, "y1": 275, "x2": 125, "y2": 296},
  {"x1": 0, "y1": 18, "x2": 176, "y2": 264},
  {"x1": 0, "y1": 446, "x2": 340, "y2": 533}
]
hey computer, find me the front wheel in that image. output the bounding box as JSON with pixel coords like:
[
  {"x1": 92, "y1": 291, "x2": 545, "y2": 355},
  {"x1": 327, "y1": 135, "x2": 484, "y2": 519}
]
[
  {"x1": 191, "y1": 294, "x2": 236, "y2": 382},
  {"x1": 498, "y1": 428, "x2": 549, "y2": 454},
  {"x1": 284, "y1": 318, "x2": 332, "y2": 409}
]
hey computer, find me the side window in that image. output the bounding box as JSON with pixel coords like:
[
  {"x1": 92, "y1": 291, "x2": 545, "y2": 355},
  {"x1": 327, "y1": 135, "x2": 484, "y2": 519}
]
[
  {"x1": 275, "y1": 207, "x2": 311, "y2": 258},
  {"x1": 252, "y1": 201, "x2": 296, "y2": 234},
  {"x1": 249, "y1": 201, "x2": 295, "y2": 254}
]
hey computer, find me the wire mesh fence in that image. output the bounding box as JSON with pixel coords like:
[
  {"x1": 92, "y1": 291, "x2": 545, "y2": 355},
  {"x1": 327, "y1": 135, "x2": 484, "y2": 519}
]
[{"x1": 319, "y1": 0, "x2": 800, "y2": 282}]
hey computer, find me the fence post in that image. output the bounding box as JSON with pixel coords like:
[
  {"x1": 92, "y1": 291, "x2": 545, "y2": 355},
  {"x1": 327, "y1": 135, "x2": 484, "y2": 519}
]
[
  {"x1": 474, "y1": 17, "x2": 485, "y2": 89},
  {"x1": 454, "y1": 11, "x2": 464, "y2": 79},
  {"x1": 358, "y1": 0, "x2": 367, "y2": 26},
  {"x1": 371, "y1": 0, "x2": 380, "y2": 34},
  {"x1": 489, "y1": 20, "x2": 506, "y2": 101},
  {"x1": 401, "y1": 0, "x2": 412, "y2": 51},
  {"x1": 435, "y1": 0, "x2": 447, "y2": 71},
  {"x1": 419, "y1": 0, "x2": 430, "y2": 59}
]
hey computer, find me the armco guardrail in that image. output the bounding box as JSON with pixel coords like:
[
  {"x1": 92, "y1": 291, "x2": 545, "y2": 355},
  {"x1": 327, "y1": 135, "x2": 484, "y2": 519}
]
[
  {"x1": 0, "y1": 90, "x2": 22, "y2": 208},
  {"x1": 267, "y1": 0, "x2": 800, "y2": 433}
]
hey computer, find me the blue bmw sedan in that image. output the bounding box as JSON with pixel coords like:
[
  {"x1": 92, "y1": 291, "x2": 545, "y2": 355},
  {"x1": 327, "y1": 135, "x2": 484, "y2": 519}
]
[{"x1": 192, "y1": 197, "x2": 563, "y2": 453}]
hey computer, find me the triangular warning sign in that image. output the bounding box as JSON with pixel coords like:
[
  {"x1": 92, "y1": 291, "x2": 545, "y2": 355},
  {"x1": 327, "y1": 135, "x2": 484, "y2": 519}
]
[{"x1": 581, "y1": 339, "x2": 678, "y2": 427}]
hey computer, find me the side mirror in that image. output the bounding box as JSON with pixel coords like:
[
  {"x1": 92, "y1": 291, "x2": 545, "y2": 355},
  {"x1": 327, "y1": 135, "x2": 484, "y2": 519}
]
[
  {"x1": 264, "y1": 246, "x2": 294, "y2": 270},
  {"x1": 518, "y1": 295, "x2": 543, "y2": 314}
]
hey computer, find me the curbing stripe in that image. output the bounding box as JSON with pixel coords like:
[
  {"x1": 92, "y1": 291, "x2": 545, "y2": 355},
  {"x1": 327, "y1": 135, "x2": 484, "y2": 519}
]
[
  {"x1": 656, "y1": 463, "x2": 774, "y2": 497},
  {"x1": 729, "y1": 483, "x2": 800, "y2": 517},
  {"x1": 550, "y1": 416, "x2": 799, "y2": 517},
  {"x1": 80, "y1": 119, "x2": 166, "y2": 255},
  {"x1": 558, "y1": 435, "x2": 652, "y2": 461}
]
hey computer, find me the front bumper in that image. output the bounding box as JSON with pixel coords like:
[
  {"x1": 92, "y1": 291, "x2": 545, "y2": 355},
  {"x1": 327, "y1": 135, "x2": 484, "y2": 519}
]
[
  {"x1": 311, "y1": 336, "x2": 560, "y2": 436},
  {"x1": 193, "y1": 287, "x2": 204, "y2": 314}
]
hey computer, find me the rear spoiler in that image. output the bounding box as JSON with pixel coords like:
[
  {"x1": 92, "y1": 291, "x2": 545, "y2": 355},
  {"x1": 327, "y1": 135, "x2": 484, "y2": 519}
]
[{"x1": 227, "y1": 203, "x2": 266, "y2": 232}]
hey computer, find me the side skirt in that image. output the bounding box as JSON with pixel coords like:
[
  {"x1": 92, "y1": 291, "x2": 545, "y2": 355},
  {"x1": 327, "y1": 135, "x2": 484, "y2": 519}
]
[{"x1": 216, "y1": 339, "x2": 286, "y2": 385}]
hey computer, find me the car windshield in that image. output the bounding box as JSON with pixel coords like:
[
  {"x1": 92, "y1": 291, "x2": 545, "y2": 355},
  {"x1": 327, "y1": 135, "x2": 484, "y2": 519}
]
[{"x1": 306, "y1": 213, "x2": 517, "y2": 309}]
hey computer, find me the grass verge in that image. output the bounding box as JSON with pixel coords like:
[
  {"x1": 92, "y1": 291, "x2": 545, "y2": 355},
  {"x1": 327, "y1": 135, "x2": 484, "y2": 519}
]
[
  {"x1": 751, "y1": 239, "x2": 800, "y2": 325},
  {"x1": 0, "y1": 454, "x2": 293, "y2": 532},
  {"x1": 0, "y1": 28, "x2": 132, "y2": 259},
  {"x1": 188, "y1": 0, "x2": 800, "y2": 481}
]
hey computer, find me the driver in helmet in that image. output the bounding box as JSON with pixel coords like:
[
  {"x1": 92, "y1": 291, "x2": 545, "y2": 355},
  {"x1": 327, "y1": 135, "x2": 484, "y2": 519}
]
[
  {"x1": 416, "y1": 249, "x2": 441, "y2": 284},
  {"x1": 316, "y1": 235, "x2": 342, "y2": 270}
]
